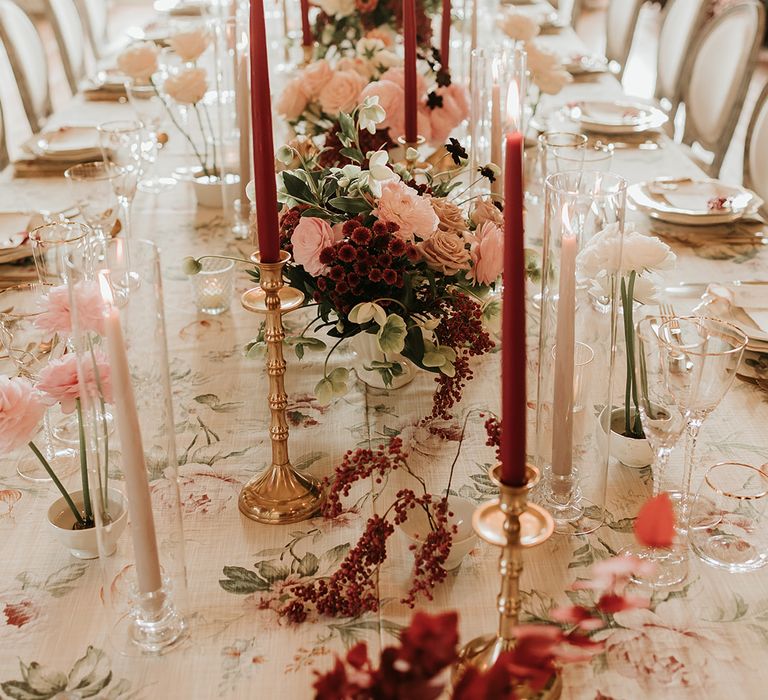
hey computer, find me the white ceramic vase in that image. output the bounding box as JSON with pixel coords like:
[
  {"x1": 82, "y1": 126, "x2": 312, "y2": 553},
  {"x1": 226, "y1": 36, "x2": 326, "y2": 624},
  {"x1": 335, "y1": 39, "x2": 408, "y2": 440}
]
[
  {"x1": 193, "y1": 173, "x2": 240, "y2": 209},
  {"x1": 604, "y1": 406, "x2": 653, "y2": 469},
  {"x1": 350, "y1": 332, "x2": 417, "y2": 390},
  {"x1": 47, "y1": 488, "x2": 128, "y2": 559}
]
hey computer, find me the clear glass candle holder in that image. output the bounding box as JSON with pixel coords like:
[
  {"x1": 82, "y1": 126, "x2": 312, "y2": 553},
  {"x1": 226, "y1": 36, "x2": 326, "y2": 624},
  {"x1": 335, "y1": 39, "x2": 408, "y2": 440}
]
[{"x1": 190, "y1": 257, "x2": 234, "y2": 315}]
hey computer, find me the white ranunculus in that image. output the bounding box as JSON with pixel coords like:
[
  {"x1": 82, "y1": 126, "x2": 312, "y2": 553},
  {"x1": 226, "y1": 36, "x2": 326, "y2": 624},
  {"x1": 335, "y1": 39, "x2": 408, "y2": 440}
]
[
  {"x1": 317, "y1": 0, "x2": 356, "y2": 18},
  {"x1": 497, "y1": 10, "x2": 540, "y2": 42},
  {"x1": 524, "y1": 41, "x2": 559, "y2": 75},
  {"x1": 164, "y1": 67, "x2": 208, "y2": 105},
  {"x1": 117, "y1": 41, "x2": 159, "y2": 81},
  {"x1": 533, "y1": 68, "x2": 573, "y2": 95},
  {"x1": 168, "y1": 28, "x2": 210, "y2": 62}
]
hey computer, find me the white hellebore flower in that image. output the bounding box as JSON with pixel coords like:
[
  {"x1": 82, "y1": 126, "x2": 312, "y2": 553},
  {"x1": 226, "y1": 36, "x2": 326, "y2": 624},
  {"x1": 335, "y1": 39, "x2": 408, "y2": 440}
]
[
  {"x1": 349, "y1": 302, "x2": 387, "y2": 326},
  {"x1": 168, "y1": 29, "x2": 211, "y2": 63},
  {"x1": 117, "y1": 41, "x2": 159, "y2": 81},
  {"x1": 359, "y1": 96, "x2": 386, "y2": 134},
  {"x1": 497, "y1": 10, "x2": 540, "y2": 42},
  {"x1": 317, "y1": 0, "x2": 356, "y2": 19},
  {"x1": 164, "y1": 67, "x2": 208, "y2": 105},
  {"x1": 367, "y1": 150, "x2": 396, "y2": 182}
]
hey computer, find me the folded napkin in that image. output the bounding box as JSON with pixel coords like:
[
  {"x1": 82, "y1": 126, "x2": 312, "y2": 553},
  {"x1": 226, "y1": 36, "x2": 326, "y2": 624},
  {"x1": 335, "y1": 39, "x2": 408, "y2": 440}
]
[
  {"x1": 13, "y1": 127, "x2": 103, "y2": 178},
  {"x1": 696, "y1": 282, "x2": 768, "y2": 348}
]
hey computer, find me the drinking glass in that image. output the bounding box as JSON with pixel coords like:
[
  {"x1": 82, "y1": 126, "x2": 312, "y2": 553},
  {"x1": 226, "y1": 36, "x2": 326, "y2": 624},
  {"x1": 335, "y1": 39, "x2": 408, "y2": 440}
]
[
  {"x1": 29, "y1": 222, "x2": 91, "y2": 284},
  {"x1": 555, "y1": 143, "x2": 614, "y2": 174},
  {"x1": 97, "y1": 121, "x2": 144, "y2": 237},
  {"x1": 537, "y1": 131, "x2": 589, "y2": 183},
  {"x1": 690, "y1": 462, "x2": 768, "y2": 572},
  {"x1": 620, "y1": 317, "x2": 690, "y2": 587},
  {"x1": 190, "y1": 257, "x2": 234, "y2": 315},
  {"x1": 0, "y1": 284, "x2": 77, "y2": 481},
  {"x1": 657, "y1": 317, "x2": 748, "y2": 531},
  {"x1": 64, "y1": 163, "x2": 120, "y2": 239}
]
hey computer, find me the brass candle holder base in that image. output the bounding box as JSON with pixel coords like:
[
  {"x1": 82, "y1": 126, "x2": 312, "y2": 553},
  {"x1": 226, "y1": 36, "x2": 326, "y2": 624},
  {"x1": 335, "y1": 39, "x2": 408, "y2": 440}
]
[
  {"x1": 302, "y1": 44, "x2": 314, "y2": 66},
  {"x1": 239, "y1": 250, "x2": 325, "y2": 524},
  {"x1": 453, "y1": 464, "x2": 561, "y2": 699}
]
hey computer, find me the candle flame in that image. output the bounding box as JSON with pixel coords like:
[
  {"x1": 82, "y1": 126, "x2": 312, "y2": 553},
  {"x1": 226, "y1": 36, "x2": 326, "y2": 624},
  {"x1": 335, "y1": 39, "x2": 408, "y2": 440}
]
[{"x1": 506, "y1": 82, "x2": 520, "y2": 131}]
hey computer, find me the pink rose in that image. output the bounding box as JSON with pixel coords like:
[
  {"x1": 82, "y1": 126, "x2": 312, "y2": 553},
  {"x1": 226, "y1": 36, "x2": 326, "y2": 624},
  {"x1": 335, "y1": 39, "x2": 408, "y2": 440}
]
[
  {"x1": 277, "y1": 78, "x2": 309, "y2": 120},
  {"x1": 336, "y1": 56, "x2": 371, "y2": 79},
  {"x1": 302, "y1": 59, "x2": 334, "y2": 97},
  {"x1": 380, "y1": 67, "x2": 427, "y2": 97},
  {"x1": 34, "y1": 282, "x2": 105, "y2": 335},
  {"x1": 468, "y1": 221, "x2": 504, "y2": 285},
  {"x1": 0, "y1": 376, "x2": 46, "y2": 452},
  {"x1": 373, "y1": 181, "x2": 439, "y2": 242},
  {"x1": 291, "y1": 216, "x2": 342, "y2": 276},
  {"x1": 318, "y1": 70, "x2": 365, "y2": 116},
  {"x1": 36, "y1": 352, "x2": 113, "y2": 415},
  {"x1": 417, "y1": 230, "x2": 470, "y2": 275},
  {"x1": 360, "y1": 80, "x2": 405, "y2": 135}
]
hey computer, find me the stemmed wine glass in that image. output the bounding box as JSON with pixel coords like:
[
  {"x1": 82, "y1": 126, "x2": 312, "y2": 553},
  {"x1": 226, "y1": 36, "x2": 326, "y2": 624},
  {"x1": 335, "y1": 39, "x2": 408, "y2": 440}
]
[
  {"x1": 29, "y1": 221, "x2": 92, "y2": 284},
  {"x1": 64, "y1": 163, "x2": 120, "y2": 240},
  {"x1": 621, "y1": 317, "x2": 691, "y2": 587},
  {"x1": 657, "y1": 316, "x2": 748, "y2": 531}
]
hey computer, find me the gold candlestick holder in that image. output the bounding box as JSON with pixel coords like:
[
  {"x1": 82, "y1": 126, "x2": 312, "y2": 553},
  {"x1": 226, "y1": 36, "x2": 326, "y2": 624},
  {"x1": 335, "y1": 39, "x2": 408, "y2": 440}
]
[
  {"x1": 238, "y1": 250, "x2": 325, "y2": 524},
  {"x1": 453, "y1": 464, "x2": 561, "y2": 699},
  {"x1": 302, "y1": 43, "x2": 314, "y2": 66}
]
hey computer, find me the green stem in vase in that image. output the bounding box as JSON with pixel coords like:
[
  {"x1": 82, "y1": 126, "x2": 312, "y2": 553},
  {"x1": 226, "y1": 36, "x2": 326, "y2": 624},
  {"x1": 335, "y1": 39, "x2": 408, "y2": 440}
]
[
  {"x1": 75, "y1": 398, "x2": 93, "y2": 523},
  {"x1": 202, "y1": 103, "x2": 218, "y2": 176},
  {"x1": 193, "y1": 104, "x2": 210, "y2": 177},
  {"x1": 621, "y1": 276, "x2": 632, "y2": 436},
  {"x1": 28, "y1": 441, "x2": 86, "y2": 526}
]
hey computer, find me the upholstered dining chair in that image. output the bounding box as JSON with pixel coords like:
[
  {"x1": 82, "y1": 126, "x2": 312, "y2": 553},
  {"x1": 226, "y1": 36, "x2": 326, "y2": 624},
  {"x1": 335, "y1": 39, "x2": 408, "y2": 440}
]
[
  {"x1": 743, "y1": 81, "x2": 768, "y2": 217},
  {"x1": 605, "y1": 0, "x2": 644, "y2": 80},
  {"x1": 679, "y1": 0, "x2": 765, "y2": 177},
  {"x1": 76, "y1": 0, "x2": 109, "y2": 60},
  {"x1": 0, "y1": 0, "x2": 52, "y2": 134},
  {"x1": 655, "y1": 0, "x2": 709, "y2": 115},
  {"x1": 44, "y1": 0, "x2": 88, "y2": 94}
]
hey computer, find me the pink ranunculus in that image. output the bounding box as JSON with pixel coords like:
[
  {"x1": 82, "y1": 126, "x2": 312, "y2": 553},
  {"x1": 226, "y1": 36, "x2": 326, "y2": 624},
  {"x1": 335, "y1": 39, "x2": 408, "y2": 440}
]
[
  {"x1": 34, "y1": 281, "x2": 105, "y2": 335},
  {"x1": 0, "y1": 376, "x2": 46, "y2": 452},
  {"x1": 360, "y1": 80, "x2": 405, "y2": 134},
  {"x1": 291, "y1": 217, "x2": 342, "y2": 277},
  {"x1": 380, "y1": 67, "x2": 427, "y2": 98},
  {"x1": 373, "y1": 181, "x2": 439, "y2": 242},
  {"x1": 276, "y1": 77, "x2": 309, "y2": 120},
  {"x1": 468, "y1": 221, "x2": 504, "y2": 285},
  {"x1": 301, "y1": 59, "x2": 334, "y2": 98},
  {"x1": 318, "y1": 70, "x2": 365, "y2": 117},
  {"x1": 36, "y1": 352, "x2": 113, "y2": 415}
]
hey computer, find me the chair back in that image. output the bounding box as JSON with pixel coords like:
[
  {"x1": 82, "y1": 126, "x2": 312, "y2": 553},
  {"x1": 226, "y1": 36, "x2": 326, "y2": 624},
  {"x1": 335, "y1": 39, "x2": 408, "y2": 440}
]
[
  {"x1": 76, "y1": 0, "x2": 108, "y2": 60},
  {"x1": 655, "y1": 0, "x2": 709, "y2": 112},
  {"x1": 0, "y1": 0, "x2": 51, "y2": 132},
  {"x1": 680, "y1": 1, "x2": 765, "y2": 176},
  {"x1": 605, "y1": 0, "x2": 644, "y2": 79},
  {"x1": 744, "y1": 81, "x2": 768, "y2": 215},
  {"x1": 45, "y1": 0, "x2": 87, "y2": 93}
]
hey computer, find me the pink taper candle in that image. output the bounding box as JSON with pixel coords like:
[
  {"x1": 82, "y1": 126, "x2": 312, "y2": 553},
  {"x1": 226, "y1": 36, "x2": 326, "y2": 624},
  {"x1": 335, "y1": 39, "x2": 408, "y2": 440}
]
[
  {"x1": 99, "y1": 274, "x2": 163, "y2": 594},
  {"x1": 551, "y1": 207, "x2": 577, "y2": 478},
  {"x1": 249, "y1": 0, "x2": 280, "y2": 262},
  {"x1": 441, "y1": 0, "x2": 451, "y2": 70},
  {"x1": 403, "y1": 0, "x2": 418, "y2": 144},
  {"x1": 501, "y1": 131, "x2": 527, "y2": 487}
]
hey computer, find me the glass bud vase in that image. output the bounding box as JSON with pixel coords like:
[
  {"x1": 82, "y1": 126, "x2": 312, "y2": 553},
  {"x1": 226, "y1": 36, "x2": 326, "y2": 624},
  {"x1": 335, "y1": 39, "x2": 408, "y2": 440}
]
[
  {"x1": 67, "y1": 238, "x2": 188, "y2": 654},
  {"x1": 534, "y1": 171, "x2": 627, "y2": 535}
]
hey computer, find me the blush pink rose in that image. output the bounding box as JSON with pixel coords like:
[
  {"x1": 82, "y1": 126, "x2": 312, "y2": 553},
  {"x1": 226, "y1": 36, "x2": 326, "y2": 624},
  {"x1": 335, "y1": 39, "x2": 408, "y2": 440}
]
[
  {"x1": 360, "y1": 80, "x2": 405, "y2": 135},
  {"x1": 276, "y1": 78, "x2": 309, "y2": 120},
  {"x1": 291, "y1": 216, "x2": 342, "y2": 276},
  {"x1": 318, "y1": 70, "x2": 365, "y2": 116},
  {"x1": 36, "y1": 352, "x2": 113, "y2": 415},
  {"x1": 0, "y1": 376, "x2": 46, "y2": 452},
  {"x1": 468, "y1": 221, "x2": 504, "y2": 285},
  {"x1": 336, "y1": 56, "x2": 371, "y2": 79},
  {"x1": 34, "y1": 282, "x2": 105, "y2": 335},
  {"x1": 373, "y1": 181, "x2": 439, "y2": 242},
  {"x1": 380, "y1": 67, "x2": 427, "y2": 98},
  {"x1": 302, "y1": 59, "x2": 334, "y2": 98}
]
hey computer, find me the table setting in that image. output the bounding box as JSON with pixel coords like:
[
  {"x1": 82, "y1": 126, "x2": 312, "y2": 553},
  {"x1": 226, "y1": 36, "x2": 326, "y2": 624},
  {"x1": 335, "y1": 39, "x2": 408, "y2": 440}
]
[{"x1": 1, "y1": 0, "x2": 768, "y2": 698}]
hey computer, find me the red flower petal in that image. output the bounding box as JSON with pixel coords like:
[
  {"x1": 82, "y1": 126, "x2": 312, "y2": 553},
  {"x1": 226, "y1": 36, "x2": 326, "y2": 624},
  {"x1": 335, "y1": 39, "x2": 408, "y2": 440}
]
[{"x1": 634, "y1": 493, "x2": 676, "y2": 548}]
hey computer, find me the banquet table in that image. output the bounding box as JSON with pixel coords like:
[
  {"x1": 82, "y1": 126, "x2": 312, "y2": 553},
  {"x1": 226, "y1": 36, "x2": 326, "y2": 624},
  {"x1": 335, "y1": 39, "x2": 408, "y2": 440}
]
[{"x1": 2, "y1": 6, "x2": 768, "y2": 699}]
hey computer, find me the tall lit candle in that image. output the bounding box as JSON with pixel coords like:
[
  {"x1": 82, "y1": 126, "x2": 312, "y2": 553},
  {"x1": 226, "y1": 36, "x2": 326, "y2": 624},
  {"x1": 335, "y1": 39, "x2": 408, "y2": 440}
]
[
  {"x1": 236, "y1": 53, "x2": 251, "y2": 209},
  {"x1": 441, "y1": 0, "x2": 451, "y2": 71},
  {"x1": 403, "y1": 0, "x2": 418, "y2": 144},
  {"x1": 99, "y1": 272, "x2": 163, "y2": 595},
  {"x1": 501, "y1": 129, "x2": 526, "y2": 487},
  {"x1": 551, "y1": 206, "x2": 577, "y2": 478},
  {"x1": 249, "y1": 0, "x2": 280, "y2": 261},
  {"x1": 299, "y1": 0, "x2": 312, "y2": 46}
]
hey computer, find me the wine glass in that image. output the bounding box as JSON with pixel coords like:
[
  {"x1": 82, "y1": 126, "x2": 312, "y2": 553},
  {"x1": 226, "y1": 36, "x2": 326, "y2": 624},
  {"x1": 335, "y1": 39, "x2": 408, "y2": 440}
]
[
  {"x1": 97, "y1": 121, "x2": 144, "y2": 238},
  {"x1": 0, "y1": 284, "x2": 77, "y2": 481},
  {"x1": 658, "y1": 316, "x2": 748, "y2": 532},
  {"x1": 620, "y1": 317, "x2": 690, "y2": 587},
  {"x1": 64, "y1": 163, "x2": 120, "y2": 240},
  {"x1": 29, "y1": 221, "x2": 92, "y2": 284}
]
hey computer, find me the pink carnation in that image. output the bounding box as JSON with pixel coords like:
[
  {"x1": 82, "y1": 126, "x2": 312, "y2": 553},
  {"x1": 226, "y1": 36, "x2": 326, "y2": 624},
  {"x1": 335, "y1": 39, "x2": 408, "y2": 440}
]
[
  {"x1": 34, "y1": 282, "x2": 105, "y2": 335},
  {"x1": 36, "y1": 352, "x2": 113, "y2": 415},
  {"x1": 276, "y1": 77, "x2": 308, "y2": 120},
  {"x1": 468, "y1": 221, "x2": 504, "y2": 285},
  {"x1": 360, "y1": 80, "x2": 405, "y2": 135},
  {"x1": 0, "y1": 375, "x2": 46, "y2": 452},
  {"x1": 373, "y1": 181, "x2": 439, "y2": 242},
  {"x1": 291, "y1": 216, "x2": 343, "y2": 276}
]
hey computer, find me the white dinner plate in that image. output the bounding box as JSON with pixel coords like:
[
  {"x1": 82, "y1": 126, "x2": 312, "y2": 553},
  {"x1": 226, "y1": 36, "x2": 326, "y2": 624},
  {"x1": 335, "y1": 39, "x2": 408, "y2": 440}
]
[
  {"x1": 628, "y1": 178, "x2": 762, "y2": 225},
  {"x1": 34, "y1": 127, "x2": 102, "y2": 160},
  {"x1": 567, "y1": 100, "x2": 668, "y2": 133}
]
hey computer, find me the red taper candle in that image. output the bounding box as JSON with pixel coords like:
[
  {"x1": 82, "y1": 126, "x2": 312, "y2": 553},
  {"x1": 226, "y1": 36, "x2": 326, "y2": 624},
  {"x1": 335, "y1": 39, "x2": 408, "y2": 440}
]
[
  {"x1": 249, "y1": 0, "x2": 280, "y2": 262},
  {"x1": 403, "y1": 0, "x2": 418, "y2": 144},
  {"x1": 501, "y1": 131, "x2": 527, "y2": 487},
  {"x1": 440, "y1": 0, "x2": 451, "y2": 71},
  {"x1": 300, "y1": 0, "x2": 313, "y2": 47}
]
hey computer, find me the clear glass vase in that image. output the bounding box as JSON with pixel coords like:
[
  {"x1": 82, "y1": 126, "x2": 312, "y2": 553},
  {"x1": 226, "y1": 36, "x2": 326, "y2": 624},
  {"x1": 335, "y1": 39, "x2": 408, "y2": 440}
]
[{"x1": 534, "y1": 171, "x2": 627, "y2": 535}]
